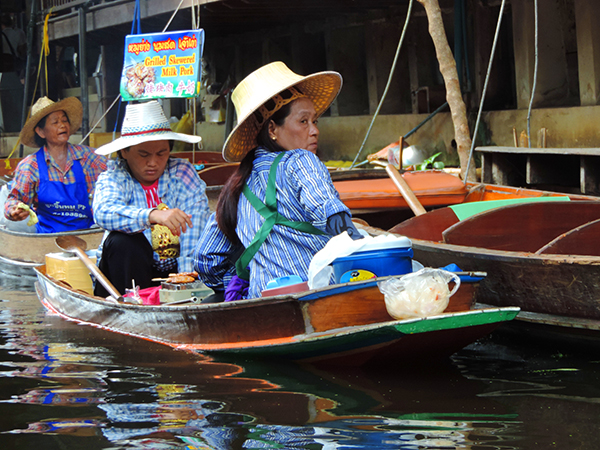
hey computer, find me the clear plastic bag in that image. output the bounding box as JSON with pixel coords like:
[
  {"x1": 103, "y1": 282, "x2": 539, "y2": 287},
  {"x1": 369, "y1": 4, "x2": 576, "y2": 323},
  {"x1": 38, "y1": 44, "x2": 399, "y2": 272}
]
[{"x1": 378, "y1": 268, "x2": 461, "y2": 319}]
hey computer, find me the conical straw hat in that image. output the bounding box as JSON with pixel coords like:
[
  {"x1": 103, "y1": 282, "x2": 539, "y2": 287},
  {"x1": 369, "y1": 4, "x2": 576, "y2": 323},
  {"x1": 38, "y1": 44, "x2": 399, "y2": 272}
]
[
  {"x1": 20, "y1": 97, "x2": 83, "y2": 148},
  {"x1": 223, "y1": 61, "x2": 342, "y2": 162}
]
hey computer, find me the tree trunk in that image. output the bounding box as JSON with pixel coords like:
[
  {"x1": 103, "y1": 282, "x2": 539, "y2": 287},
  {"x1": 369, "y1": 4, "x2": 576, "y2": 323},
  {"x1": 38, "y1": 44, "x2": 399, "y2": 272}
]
[{"x1": 417, "y1": 0, "x2": 476, "y2": 181}]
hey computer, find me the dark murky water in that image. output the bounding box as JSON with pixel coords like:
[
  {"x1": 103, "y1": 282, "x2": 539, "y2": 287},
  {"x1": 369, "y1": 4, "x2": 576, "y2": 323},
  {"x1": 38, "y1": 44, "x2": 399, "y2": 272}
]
[{"x1": 1, "y1": 275, "x2": 599, "y2": 449}]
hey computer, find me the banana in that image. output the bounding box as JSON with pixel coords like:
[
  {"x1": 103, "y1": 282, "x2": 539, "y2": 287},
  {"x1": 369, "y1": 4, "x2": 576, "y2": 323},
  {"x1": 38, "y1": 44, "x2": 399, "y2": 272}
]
[{"x1": 17, "y1": 202, "x2": 39, "y2": 227}]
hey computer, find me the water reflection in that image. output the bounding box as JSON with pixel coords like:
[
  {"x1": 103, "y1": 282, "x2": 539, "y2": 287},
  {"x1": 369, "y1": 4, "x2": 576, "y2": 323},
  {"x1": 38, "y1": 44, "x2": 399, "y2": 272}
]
[{"x1": 0, "y1": 284, "x2": 598, "y2": 449}]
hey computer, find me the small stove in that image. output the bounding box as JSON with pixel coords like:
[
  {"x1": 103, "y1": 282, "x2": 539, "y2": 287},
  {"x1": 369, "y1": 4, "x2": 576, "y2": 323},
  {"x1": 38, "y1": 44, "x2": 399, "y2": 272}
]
[{"x1": 159, "y1": 280, "x2": 213, "y2": 303}]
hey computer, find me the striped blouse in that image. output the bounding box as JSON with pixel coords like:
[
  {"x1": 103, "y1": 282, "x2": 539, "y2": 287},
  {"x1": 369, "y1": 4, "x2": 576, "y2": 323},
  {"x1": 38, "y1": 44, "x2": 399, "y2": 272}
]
[
  {"x1": 93, "y1": 157, "x2": 210, "y2": 273},
  {"x1": 194, "y1": 147, "x2": 349, "y2": 298}
]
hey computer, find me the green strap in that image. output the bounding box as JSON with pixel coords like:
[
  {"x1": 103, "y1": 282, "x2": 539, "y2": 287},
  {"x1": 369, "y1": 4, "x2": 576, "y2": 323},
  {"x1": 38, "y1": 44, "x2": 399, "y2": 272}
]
[{"x1": 235, "y1": 152, "x2": 326, "y2": 280}]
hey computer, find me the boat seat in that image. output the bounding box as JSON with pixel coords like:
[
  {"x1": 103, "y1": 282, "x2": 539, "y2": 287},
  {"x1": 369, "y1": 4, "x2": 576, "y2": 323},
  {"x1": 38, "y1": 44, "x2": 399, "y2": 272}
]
[
  {"x1": 536, "y1": 218, "x2": 600, "y2": 256},
  {"x1": 389, "y1": 207, "x2": 459, "y2": 241},
  {"x1": 443, "y1": 201, "x2": 600, "y2": 252}
]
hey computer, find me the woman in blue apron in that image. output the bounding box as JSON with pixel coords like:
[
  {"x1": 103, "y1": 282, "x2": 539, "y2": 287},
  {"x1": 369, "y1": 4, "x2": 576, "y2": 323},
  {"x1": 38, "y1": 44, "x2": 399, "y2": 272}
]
[
  {"x1": 194, "y1": 62, "x2": 362, "y2": 301},
  {"x1": 3, "y1": 97, "x2": 106, "y2": 233}
]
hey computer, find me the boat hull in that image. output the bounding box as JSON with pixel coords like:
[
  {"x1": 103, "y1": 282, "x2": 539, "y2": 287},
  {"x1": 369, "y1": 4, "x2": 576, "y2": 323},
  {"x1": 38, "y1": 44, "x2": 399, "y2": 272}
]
[
  {"x1": 408, "y1": 240, "x2": 600, "y2": 324},
  {"x1": 34, "y1": 266, "x2": 519, "y2": 366},
  {"x1": 0, "y1": 226, "x2": 104, "y2": 276},
  {"x1": 376, "y1": 196, "x2": 600, "y2": 336}
]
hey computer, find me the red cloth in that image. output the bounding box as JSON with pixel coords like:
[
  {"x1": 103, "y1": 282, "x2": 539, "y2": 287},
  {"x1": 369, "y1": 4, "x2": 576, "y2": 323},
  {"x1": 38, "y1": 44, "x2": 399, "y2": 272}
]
[
  {"x1": 141, "y1": 180, "x2": 160, "y2": 208},
  {"x1": 125, "y1": 285, "x2": 161, "y2": 305}
]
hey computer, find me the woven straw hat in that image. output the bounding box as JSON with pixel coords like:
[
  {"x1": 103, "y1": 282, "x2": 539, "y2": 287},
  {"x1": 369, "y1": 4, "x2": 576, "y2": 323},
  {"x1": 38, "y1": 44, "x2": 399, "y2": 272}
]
[
  {"x1": 20, "y1": 97, "x2": 83, "y2": 148},
  {"x1": 223, "y1": 61, "x2": 342, "y2": 162},
  {"x1": 96, "y1": 100, "x2": 201, "y2": 155}
]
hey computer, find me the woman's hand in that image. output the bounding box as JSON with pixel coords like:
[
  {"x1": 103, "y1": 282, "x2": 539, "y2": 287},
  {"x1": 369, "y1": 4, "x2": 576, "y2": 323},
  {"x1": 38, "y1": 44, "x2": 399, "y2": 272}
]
[
  {"x1": 8, "y1": 205, "x2": 30, "y2": 222},
  {"x1": 149, "y1": 207, "x2": 192, "y2": 236}
]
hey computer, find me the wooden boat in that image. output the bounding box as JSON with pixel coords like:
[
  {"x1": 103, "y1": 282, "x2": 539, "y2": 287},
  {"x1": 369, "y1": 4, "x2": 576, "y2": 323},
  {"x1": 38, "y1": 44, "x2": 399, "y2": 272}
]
[
  {"x1": 34, "y1": 266, "x2": 519, "y2": 366},
  {"x1": 341, "y1": 171, "x2": 600, "y2": 229},
  {"x1": 199, "y1": 165, "x2": 471, "y2": 215},
  {"x1": 0, "y1": 226, "x2": 104, "y2": 277},
  {"x1": 371, "y1": 196, "x2": 600, "y2": 339},
  {"x1": 197, "y1": 163, "x2": 239, "y2": 211}
]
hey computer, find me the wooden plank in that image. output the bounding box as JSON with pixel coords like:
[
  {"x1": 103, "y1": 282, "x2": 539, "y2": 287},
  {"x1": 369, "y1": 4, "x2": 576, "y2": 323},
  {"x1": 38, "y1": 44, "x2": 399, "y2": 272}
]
[
  {"x1": 477, "y1": 146, "x2": 600, "y2": 156},
  {"x1": 480, "y1": 152, "x2": 493, "y2": 183},
  {"x1": 581, "y1": 155, "x2": 600, "y2": 194},
  {"x1": 537, "y1": 218, "x2": 600, "y2": 256},
  {"x1": 389, "y1": 207, "x2": 459, "y2": 241},
  {"x1": 442, "y1": 201, "x2": 600, "y2": 252}
]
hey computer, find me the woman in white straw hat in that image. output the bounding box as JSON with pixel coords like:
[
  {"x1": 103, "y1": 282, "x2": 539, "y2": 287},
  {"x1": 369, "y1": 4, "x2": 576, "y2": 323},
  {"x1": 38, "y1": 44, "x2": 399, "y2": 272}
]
[
  {"x1": 194, "y1": 61, "x2": 362, "y2": 302},
  {"x1": 92, "y1": 100, "x2": 210, "y2": 298},
  {"x1": 3, "y1": 96, "x2": 107, "y2": 233}
]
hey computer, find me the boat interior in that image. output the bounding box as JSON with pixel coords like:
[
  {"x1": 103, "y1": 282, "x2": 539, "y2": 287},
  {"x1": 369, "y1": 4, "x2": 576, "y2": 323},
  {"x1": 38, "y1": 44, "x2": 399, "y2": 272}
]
[{"x1": 391, "y1": 200, "x2": 600, "y2": 256}]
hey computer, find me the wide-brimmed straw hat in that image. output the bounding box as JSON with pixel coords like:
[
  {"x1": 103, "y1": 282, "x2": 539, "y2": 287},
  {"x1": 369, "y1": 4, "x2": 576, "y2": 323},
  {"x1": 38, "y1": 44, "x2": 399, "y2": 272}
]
[
  {"x1": 96, "y1": 100, "x2": 201, "y2": 155},
  {"x1": 20, "y1": 97, "x2": 83, "y2": 148},
  {"x1": 223, "y1": 61, "x2": 342, "y2": 162}
]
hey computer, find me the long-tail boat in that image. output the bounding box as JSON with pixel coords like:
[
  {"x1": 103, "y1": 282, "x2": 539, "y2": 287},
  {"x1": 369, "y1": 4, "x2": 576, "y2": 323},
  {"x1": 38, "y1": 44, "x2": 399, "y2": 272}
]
[{"x1": 34, "y1": 266, "x2": 518, "y2": 366}]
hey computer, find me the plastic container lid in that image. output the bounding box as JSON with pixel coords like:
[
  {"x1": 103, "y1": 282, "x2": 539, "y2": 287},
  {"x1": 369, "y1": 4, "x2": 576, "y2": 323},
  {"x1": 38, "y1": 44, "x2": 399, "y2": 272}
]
[
  {"x1": 265, "y1": 275, "x2": 304, "y2": 289},
  {"x1": 355, "y1": 235, "x2": 412, "y2": 252},
  {"x1": 262, "y1": 275, "x2": 309, "y2": 297}
]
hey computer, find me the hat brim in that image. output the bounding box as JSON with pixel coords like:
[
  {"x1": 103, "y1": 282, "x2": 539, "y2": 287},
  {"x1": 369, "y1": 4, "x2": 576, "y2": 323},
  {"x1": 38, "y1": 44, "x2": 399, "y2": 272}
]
[
  {"x1": 20, "y1": 97, "x2": 83, "y2": 148},
  {"x1": 223, "y1": 71, "x2": 342, "y2": 162},
  {"x1": 95, "y1": 131, "x2": 202, "y2": 156}
]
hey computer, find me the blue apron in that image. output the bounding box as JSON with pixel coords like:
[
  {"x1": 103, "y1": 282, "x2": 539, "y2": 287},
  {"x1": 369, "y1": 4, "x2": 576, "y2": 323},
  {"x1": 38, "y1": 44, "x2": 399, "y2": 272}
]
[{"x1": 35, "y1": 148, "x2": 94, "y2": 233}]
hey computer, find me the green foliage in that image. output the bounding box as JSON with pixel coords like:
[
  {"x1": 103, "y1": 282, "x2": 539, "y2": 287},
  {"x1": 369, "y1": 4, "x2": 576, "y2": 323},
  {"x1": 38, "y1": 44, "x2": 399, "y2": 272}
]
[{"x1": 417, "y1": 152, "x2": 442, "y2": 170}]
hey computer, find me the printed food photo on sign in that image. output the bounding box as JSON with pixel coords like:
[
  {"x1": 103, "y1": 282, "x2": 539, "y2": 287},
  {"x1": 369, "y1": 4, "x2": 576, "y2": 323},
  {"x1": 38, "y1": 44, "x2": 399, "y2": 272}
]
[
  {"x1": 125, "y1": 63, "x2": 156, "y2": 98},
  {"x1": 120, "y1": 29, "x2": 204, "y2": 101}
]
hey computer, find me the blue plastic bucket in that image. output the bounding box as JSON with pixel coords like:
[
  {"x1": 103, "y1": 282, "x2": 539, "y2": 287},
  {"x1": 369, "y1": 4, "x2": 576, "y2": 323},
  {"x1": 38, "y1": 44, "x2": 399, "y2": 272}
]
[{"x1": 332, "y1": 247, "x2": 414, "y2": 283}]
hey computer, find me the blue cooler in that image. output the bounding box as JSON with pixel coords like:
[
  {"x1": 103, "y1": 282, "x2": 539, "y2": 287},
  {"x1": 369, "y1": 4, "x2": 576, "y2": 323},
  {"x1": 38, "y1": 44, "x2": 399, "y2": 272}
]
[{"x1": 331, "y1": 236, "x2": 413, "y2": 283}]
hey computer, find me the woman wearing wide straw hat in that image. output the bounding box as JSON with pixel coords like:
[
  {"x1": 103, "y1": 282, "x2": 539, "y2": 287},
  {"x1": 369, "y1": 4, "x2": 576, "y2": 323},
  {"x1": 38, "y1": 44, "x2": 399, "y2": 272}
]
[
  {"x1": 92, "y1": 100, "x2": 210, "y2": 297},
  {"x1": 194, "y1": 61, "x2": 362, "y2": 302},
  {"x1": 3, "y1": 96, "x2": 107, "y2": 233}
]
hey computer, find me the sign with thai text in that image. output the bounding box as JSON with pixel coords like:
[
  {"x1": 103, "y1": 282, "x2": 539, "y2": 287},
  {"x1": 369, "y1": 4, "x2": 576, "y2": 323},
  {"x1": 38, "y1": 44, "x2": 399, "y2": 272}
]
[{"x1": 120, "y1": 29, "x2": 204, "y2": 101}]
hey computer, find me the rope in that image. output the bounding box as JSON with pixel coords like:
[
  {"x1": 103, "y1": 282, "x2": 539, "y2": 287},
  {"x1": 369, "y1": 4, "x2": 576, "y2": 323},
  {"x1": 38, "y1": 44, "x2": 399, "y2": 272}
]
[
  {"x1": 526, "y1": 0, "x2": 538, "y2": 148},
  {"x1": 163, "y1": 0, "x2": 186, "y2": 32},
  {"x1": 464, "y1": 0, "x2": 507, "y2": 184},
  {"x1": 349, "y1": 0, "x2": 414, "y2": 168},
  {"x1": 191, "y1": 0, "x2": 201, "y2": 157}
]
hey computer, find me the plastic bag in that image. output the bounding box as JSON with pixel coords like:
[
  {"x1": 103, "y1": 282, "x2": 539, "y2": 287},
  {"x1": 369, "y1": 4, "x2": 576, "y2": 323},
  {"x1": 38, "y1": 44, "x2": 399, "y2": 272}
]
[
  {"x1": 0, "y1": 184, "x2": 32, "y2": 233},
  {"x1": 171, "y1": 110, "x2": 194, "y2": 153},
  {"x1": 378, "y1": 268, "x2": 460, "y2": 319}
]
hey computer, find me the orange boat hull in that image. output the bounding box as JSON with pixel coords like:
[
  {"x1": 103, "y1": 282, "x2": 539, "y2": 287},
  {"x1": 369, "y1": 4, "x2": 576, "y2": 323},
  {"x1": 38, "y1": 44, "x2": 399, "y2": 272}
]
[{"x1": 334, "y1": 170, "x2": 468, "y2": 212}]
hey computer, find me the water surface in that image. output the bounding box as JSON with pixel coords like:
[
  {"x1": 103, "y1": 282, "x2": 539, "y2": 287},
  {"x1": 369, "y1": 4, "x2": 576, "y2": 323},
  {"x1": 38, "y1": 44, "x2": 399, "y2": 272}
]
[{"x1": 1, "y1": 278, "x2": 598, "y2": 449}]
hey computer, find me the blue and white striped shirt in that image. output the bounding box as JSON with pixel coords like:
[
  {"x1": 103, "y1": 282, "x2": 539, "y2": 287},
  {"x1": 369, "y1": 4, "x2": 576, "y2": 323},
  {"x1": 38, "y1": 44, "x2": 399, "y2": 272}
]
[
  {"x1": 194, "y1": 147, "x2": 349, "y2": 298},
  {"x1": 94, "y1": 157, "x2": 210, "y2": 272}
]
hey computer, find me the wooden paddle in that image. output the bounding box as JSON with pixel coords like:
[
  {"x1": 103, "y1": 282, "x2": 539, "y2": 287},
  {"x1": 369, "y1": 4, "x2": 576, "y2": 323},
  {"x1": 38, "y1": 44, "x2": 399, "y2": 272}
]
[
  {"x1": 55, "y1": 235, "x2": 123, "y2": 301},
  {"x1": 385, "y1": 164, "x2": 427, "y2": 216}
]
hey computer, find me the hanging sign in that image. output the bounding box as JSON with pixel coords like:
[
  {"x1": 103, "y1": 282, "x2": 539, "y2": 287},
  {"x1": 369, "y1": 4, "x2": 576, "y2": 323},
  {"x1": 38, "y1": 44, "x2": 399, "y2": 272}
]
[{"x1": 120, "y1": 29, "x2": 204, "y2": 101}]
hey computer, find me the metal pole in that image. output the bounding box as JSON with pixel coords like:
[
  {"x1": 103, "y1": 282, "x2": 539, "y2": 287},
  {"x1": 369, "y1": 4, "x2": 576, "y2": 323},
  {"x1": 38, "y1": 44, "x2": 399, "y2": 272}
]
[
  {"x1": 20, "y1": 0, "x2": 39, "y2": 156},
  {"x1": 78, "y1": 5, "x2": 89, "y2": 144}
]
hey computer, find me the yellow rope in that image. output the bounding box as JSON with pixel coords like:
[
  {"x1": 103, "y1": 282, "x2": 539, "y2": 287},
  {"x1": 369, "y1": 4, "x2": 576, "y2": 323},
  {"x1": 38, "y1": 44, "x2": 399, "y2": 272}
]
[{"x1": 3, "y1": 9, "x2": 54, "y2": 169}]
